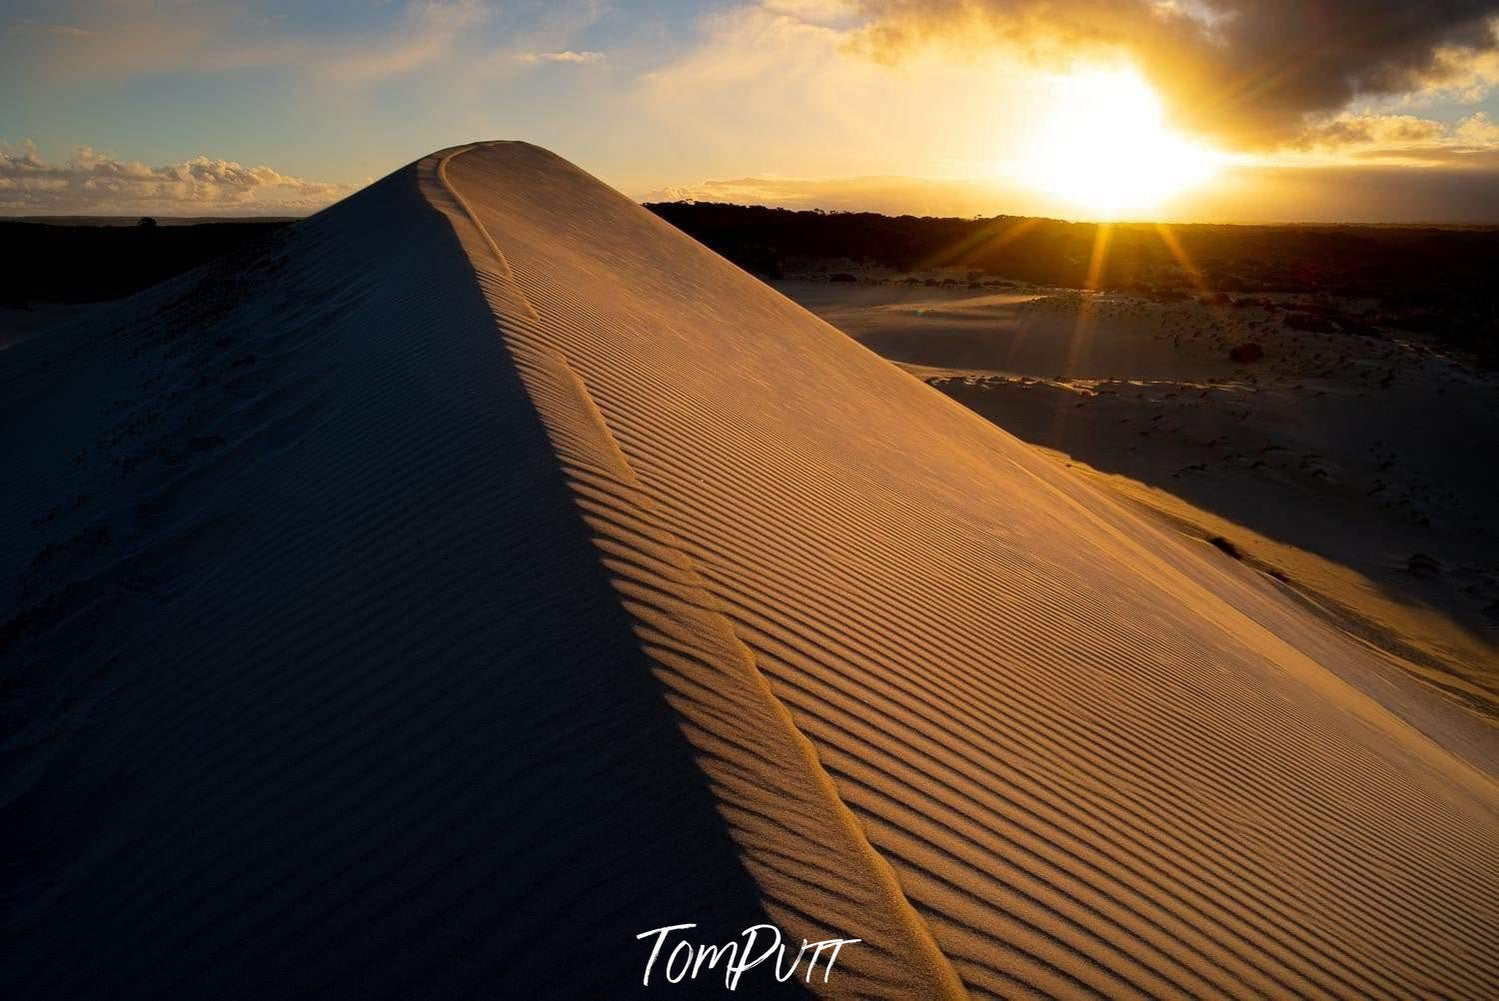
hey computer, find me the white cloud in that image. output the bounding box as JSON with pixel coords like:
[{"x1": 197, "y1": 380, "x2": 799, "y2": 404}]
[
  {"x1": 1455, "y1": 111, "x2": 1499, "y2": 145},
  {"x1": 517, "y1": 50, "x2": 605, "y2": 64},
  {"x1": 0, "y1": 142, "x2": 361, "y2": 215},
  {"x1": 1289, "y1": 110, "x2": 1499, "y2": 163}
]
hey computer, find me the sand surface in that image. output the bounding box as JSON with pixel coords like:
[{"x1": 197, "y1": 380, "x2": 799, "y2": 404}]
[
  {"x1": 3, "y1": 143, "x2": 1497, "y2": 999},
  {"x1": 0, "y1": 302, "x2": 107, "y2": 350},
  {"x1": 782, "y1": 279, "x2": 1499, "y2": 729}
]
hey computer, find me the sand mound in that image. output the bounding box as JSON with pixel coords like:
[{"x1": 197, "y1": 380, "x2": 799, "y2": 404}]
[{"x1": 3, "y1": 141, "x2": 1495, "y2": 999}]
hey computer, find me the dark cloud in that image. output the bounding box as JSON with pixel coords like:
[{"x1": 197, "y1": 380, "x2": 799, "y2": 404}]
[{"x1": 850, "y1": 1, "x2": 1499, "y2": 146}]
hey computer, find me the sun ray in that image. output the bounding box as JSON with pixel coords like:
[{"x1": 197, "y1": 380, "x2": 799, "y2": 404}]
[
  {"x1": 1153, "y1": 223, "x2": 1207, "y2": 295},
  {"x1": 1084, "y1": 222, "x2": 1114, "y2": 291},
  {"x1": 915, "y1": 215, "x2": 1042, "y2": 273},
  {"x1": 1059, "y1": 221, "x2": 1114, "y2": 379},
  {"x1": 1154, "y1": 222, "x2": 1233, "y2": 338}
]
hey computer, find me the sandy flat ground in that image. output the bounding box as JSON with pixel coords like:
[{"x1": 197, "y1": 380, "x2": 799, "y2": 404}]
[
  {"x1": 3, "y1": 144, "x2": 1496, "y2": 999},
  {"x1": 781, "y1": 278, "x2": 1499, "y2": 731}
]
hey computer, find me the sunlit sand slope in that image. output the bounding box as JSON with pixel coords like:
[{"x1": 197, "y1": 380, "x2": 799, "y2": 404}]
[
  {"x1": 1, "y1": 140, "x2": 1495, "y2": 1000},
  {"x1": 437, "y1": 142, "x2": 1497, "y2": 1000}
]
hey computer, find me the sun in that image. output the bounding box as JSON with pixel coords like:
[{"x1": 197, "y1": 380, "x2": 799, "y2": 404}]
[{"x1": 1013, "y1": 68, "x2": 1222, "y2": 219}]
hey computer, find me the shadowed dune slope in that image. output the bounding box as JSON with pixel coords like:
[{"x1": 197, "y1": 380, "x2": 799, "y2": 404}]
[
  {"x1": 3, "y1": 141, "x2": 1497, "y2": 1000},
  {"x1": 0, "y1": 159, "x2": 809, "y2": 1000}
]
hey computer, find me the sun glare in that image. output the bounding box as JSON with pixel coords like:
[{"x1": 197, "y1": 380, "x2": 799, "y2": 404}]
[{"x1": 1014, "y1": 69, "x2": 1222, "y2": 219}]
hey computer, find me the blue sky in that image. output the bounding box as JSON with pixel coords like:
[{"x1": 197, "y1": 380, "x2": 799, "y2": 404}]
[
  {"x1": 4, "y1": 1, "x2": 1498, "y2": 221},
  {"x1": 1, "y1": 2, "x2": 692, "y2": 181}
]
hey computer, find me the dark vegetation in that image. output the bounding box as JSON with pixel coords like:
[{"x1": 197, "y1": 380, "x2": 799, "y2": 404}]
[
  {"x1": 6, "y1": 209, "x2": 1495, "y2": 365},
  {"x1": 1228, "y1": 342, "x2": 1264, "y2": 364},
  {"x1": 647, "y1": 202, "x2": 1499, "y2": 364},
  {"x1": 0, "y1": 220, "x2": 290, "y2": 306}
]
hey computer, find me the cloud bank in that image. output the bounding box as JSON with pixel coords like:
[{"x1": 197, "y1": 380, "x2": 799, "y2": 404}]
[
  {"x1": 849, "y1": 1, "x2": 1499, "y2": 147},
  {"x1": 0, "y1": 143, "x2": 360, "y2": 215}
]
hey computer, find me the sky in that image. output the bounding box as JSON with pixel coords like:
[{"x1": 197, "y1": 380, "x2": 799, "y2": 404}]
[{"x1": 3, "y1": 0, "x2": 1498, "y2": 222}]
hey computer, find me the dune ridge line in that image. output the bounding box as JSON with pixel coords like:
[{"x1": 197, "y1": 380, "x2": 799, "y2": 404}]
[{"x1": 431, "y1": 141, "x2": 970, "y2": 999}]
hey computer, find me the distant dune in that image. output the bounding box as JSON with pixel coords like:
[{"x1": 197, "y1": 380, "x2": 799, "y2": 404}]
[{"x1": 3, "y1": 142, "x2": 1495, "y2": 999}]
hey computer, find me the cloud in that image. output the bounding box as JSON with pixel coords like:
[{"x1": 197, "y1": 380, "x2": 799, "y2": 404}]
[
  {"x1": 641, "y1": 1, "x2": 1499, "y2": 172},
  {"x1": 759, "y1": 0, "x2": 861, "y2": 25},
  {"x1": 3, "y1": 0, "x2": 604, "y2": 86},
  {"x1": 517, "y1": 50, "x2": 605, "y2": 64},
  {"x1": 1408, "y1": 42, "x2": 1499, "y2": 102},
  {"x1": 1298, "y1": 114, "x2": 1452, "y2": 148},
  {"x1": 1456, "y1": 110, "x2": 1499, "y2": 143},
  {"x1": 0, "y1": 141, "x2": 361, "y2": 215},
  {"x1": 845, "y1": 1, "x2": 1499, "y2": 148},
  {"x1": 1288, "y1": 110, "x2": 1499, "y2": 164},
  {"x1": 638, "y1": 3, "x2": 1043, "y2": 182}
]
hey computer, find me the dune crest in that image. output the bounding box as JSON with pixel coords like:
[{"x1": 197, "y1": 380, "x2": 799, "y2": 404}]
[{"x1": 2, "y1": 140, "x2": 1495, "y2": 999}]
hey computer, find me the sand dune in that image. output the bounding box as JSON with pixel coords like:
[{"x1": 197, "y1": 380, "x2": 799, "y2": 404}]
[
  {"x1": 780, "y1": 278, "x2": 1499, "y2": 739},
  {"x1": 3, "y1": 142, "x2": 1496, "y2": 999}
]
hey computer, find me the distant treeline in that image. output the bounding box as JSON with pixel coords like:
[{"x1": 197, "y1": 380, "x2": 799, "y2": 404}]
[
  {"x1": 646, "y1": 201, "x2": 1495, "y2": 299},
  {"x1": 5, "y1": 208, "x2": 1495, "y2": 363},
  {"x1": 1, "y1": 220, "x2": 290, "y2": 306},
  {"x1": 647, "y1": 201, "x2": 1499, "y2": 360}
]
